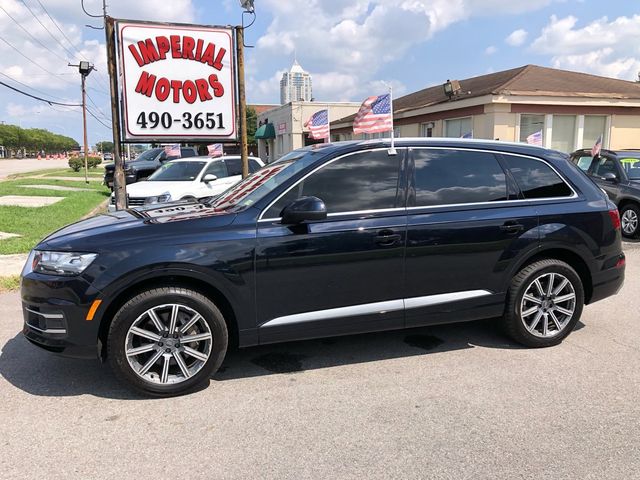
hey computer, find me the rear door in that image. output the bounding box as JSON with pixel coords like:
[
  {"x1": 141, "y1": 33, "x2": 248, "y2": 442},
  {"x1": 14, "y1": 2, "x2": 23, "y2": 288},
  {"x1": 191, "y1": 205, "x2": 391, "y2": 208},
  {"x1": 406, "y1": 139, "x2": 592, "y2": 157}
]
[
  {"x1": 404, "y1": 147, "x2": 539, "y2": 328},
  {"x1": 587, "y1": 155, "x2": 624, "y2": 204},
  {"x1": 255, "y1": 148, "x2": 408, "y2": 344}
]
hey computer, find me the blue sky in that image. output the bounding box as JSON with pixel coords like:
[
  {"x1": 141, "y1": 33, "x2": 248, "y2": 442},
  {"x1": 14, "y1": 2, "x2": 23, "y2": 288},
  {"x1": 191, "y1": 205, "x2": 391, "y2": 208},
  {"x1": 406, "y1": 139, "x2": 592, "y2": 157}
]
[{"x1": 0, "y1": 0, "x2": 639, "y2": 145}]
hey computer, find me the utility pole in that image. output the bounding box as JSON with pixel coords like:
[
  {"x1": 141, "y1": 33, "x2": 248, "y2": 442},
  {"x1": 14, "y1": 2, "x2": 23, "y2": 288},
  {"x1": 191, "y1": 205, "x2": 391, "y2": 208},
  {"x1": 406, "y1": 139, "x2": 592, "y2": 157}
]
[
  {"x1": 69, "y1": 61, "x2": 95, "y2": 184},
  {"x1": 105, "y1": 16, "x2": 126, "y2": 210},
  {"x1": 236, "y1": 25, "x2": 249, "y2": 179}
]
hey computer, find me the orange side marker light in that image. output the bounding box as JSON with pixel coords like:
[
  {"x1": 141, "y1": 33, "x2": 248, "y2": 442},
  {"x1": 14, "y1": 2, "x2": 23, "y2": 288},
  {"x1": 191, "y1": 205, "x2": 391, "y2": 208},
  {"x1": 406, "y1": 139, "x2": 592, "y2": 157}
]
[{"x1": 86, "y1": 299, "x2": 102, "y2": 321}]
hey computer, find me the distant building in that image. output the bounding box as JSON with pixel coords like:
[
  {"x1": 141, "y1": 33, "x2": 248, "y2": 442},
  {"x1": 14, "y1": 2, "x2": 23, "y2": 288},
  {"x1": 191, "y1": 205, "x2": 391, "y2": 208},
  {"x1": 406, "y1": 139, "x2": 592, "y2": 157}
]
[
  {"x1": 280, "y1": 61, "x2": 313, "y2": 104},
  {"x1": 255, "y1": 101, "x2": 361, "y2": 163},
  {"x1": 330, "y1": 65, "x2": 640, "y2": 152}
]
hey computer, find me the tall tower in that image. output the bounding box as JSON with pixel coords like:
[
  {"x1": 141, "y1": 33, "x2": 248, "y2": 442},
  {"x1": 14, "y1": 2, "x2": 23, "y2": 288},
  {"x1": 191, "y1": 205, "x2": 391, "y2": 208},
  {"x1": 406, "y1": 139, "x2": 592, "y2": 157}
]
[{"x1": 280, "y1": 60, "x2": 313, "y2": 104}]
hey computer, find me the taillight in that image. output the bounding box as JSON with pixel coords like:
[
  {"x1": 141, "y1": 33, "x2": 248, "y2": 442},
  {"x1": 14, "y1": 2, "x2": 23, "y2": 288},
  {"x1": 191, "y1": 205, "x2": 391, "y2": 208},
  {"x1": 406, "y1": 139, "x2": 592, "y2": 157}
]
[{"x1": 608, "y1": 209, "x2": 621, "y2": 231}]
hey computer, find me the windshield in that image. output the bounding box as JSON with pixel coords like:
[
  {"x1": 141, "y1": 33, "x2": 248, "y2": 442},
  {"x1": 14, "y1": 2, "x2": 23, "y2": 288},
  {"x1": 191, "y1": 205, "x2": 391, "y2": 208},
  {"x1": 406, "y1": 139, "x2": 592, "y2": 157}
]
[
  {"x1": 148, "y1": 161, "x2": 206, "y2": 181},
  {"x1": 132, "y1": 148, "x2": 161, "y2": 162},
  {"x1": 208, "y1": 149, "x2": 322, "y2": 210},
  {"x1": 620, "y1": 157, "x2": 640, "y2": 179}
]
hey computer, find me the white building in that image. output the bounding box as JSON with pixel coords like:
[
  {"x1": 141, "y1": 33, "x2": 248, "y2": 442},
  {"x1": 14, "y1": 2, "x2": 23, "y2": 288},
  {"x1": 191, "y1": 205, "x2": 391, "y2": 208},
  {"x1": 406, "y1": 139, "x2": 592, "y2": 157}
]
[{"x1": 280, "y1": 61, "x2": 313, "y2": 104}]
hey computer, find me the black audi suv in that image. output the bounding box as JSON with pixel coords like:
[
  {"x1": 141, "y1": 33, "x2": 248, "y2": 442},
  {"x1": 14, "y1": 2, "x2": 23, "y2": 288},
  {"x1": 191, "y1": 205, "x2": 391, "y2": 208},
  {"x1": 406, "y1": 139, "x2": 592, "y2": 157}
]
[{"x1": 21, "y1": 139, "x2": 625, "y2": 396}]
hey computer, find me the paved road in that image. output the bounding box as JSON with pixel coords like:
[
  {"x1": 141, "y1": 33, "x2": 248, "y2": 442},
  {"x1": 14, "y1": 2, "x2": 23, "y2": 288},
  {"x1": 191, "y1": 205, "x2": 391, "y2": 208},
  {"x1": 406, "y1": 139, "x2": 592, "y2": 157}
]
[
  {"x1": 0, "y1": 158, "x2": 70, "y2": 179},
  {"x1": 1, "y1": 247, "x2": 639, "y2": 479}
]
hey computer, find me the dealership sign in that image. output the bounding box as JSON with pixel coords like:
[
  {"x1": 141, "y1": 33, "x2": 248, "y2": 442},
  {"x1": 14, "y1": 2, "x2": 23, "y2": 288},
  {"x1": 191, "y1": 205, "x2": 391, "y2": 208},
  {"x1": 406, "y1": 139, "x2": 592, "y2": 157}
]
[{"x1": 118, "y1": 21, "x2": 236, "y2": 141}]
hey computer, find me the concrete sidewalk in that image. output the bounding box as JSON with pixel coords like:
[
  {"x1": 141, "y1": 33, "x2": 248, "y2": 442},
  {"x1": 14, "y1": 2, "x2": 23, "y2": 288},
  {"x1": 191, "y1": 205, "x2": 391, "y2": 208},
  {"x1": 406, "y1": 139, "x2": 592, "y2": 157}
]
[{"x1": 0, "y1": 254, "x2": 27, "y2": 276}]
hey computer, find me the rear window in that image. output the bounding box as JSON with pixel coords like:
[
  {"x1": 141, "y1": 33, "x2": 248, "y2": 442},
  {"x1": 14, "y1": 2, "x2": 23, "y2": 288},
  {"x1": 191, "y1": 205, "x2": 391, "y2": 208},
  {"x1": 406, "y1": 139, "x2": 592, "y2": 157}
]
[
  {"x1": 503, "y1": 155, "x2": 573, "y2": 199},
  {"x1": 620, "y1": 157, "x2": 640, "y2": 180}
]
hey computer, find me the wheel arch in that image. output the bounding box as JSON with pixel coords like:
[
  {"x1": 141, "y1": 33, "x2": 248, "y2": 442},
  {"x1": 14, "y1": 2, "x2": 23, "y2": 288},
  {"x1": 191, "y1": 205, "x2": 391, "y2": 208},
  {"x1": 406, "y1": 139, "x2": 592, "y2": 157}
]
[
  {"x1": 97, "y1": 272, "x2": 239, "y2": 360},
  {"x1": 511, "y1": 247, "x2": 593, "y2": 304},
  {"x1": 618, "y1": 197, "x2": 640, "y2": 210}
]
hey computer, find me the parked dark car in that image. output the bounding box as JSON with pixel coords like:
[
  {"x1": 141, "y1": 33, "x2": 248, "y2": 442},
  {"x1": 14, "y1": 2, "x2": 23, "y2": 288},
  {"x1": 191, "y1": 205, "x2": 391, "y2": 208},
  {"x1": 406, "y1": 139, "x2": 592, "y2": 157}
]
[
  {"x1": 103, "y1": 147, "x2": 198, "y2": 188},
  {"x1": 22, "y1": 139, "x2": 625, "y2": 396},
  {"x1": 570, "y1": 148, "x2": 640, "y2": 238}
]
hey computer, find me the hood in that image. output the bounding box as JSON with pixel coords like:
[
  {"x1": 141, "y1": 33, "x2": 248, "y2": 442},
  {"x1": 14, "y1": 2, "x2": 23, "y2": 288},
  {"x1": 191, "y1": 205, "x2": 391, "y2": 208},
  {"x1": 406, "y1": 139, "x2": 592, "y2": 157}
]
[
  {"x1": 39, "y1": 202, "x2": 235, "y2": 251},
  {"x1": 124, "y1": 180, "x2": 194, "y2": 198}
]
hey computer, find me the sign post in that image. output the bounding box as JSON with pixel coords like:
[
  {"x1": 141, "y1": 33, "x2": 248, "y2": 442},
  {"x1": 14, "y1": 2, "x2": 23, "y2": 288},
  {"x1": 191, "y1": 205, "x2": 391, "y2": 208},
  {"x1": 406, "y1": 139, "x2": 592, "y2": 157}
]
[{"x1": 236, "y1": 25, "x2": 249, "y2": 179}]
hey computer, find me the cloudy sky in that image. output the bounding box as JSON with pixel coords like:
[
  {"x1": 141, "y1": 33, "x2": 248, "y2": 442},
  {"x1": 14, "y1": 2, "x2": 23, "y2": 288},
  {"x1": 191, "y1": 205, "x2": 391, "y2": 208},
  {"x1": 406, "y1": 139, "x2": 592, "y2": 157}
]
[{"x1": 0, "y1": 0, "x2": 639, "y2": 145}]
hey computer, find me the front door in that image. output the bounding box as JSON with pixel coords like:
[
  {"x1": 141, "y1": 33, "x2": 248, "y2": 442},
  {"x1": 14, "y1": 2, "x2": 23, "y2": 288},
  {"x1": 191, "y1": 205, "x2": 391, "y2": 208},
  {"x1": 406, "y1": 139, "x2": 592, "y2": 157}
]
[{"x1": 255, "y1": 148, "x2": 408, "y2": 344}]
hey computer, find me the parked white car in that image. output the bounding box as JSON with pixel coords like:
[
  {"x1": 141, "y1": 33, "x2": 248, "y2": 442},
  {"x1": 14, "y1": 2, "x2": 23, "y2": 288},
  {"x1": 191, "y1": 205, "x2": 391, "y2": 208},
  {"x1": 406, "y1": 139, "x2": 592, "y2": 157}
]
[{"x1": 107, "y1": 155, "x2": 264, "y2": 212}]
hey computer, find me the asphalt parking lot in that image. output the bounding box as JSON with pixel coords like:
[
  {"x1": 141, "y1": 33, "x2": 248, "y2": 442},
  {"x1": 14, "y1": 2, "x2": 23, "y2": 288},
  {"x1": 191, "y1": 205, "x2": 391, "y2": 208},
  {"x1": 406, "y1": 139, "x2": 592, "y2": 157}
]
[{"x1": 1, "y1": 244, "x2": 639, "y2": 479}]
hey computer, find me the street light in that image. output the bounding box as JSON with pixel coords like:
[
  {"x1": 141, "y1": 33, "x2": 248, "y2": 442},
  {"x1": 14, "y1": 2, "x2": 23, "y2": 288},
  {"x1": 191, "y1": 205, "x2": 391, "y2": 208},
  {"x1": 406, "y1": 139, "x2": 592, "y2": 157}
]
[
  {"x1": 239, "y1": 0, "x2": 254, "y2": 13},
  {"x1": 70, "y1": 61, "x2": 95, "y2": 183},
  {"x1": 443, "y1": 79, "x2": 461, "y2": 100}
]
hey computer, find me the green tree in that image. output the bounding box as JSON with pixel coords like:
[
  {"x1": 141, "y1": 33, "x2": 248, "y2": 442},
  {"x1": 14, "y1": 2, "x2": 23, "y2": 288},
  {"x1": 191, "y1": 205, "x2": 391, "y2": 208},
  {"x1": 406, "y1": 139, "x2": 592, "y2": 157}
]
[{"x1": 95, "y1": 141, "x2": 114, "y2": 153}]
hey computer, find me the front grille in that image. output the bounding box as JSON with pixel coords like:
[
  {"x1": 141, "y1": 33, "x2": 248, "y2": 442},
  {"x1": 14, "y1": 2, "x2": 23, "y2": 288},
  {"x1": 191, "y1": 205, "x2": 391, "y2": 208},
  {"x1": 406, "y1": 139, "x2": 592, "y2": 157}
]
[{"x1": 110, "y1": 196, "x2": 145, "y2": 206}]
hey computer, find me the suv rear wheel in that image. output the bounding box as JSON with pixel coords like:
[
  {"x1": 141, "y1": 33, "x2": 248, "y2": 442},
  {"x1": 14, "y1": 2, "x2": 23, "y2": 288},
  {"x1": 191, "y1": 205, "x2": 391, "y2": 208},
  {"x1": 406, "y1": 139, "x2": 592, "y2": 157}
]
[
  {"x1": 108, "y1": 287, "x2": 228, "y2": 396},
  {"x1": 620, "y1": 203, "x2": 640, "y2": 238},
  {"x1": 503, "y1": 259, "x2": 584, "y2": 347}
]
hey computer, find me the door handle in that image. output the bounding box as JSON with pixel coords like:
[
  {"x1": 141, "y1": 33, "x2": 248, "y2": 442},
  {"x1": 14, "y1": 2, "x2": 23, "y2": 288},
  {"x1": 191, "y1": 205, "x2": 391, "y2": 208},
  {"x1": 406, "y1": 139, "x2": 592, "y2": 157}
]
[
  {"x1": 500, "y1": 221, "x2": 525, "y2": 234},
  {"x1": 374, "y1": 229, "x2": 402, "y2": 246}
]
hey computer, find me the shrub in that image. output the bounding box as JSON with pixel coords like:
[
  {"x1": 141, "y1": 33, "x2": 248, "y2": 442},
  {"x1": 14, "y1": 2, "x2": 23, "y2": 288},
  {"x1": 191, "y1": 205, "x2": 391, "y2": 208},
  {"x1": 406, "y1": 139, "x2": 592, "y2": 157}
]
[{"x1": 68, "y1": 156, "x2": 102, "y2": 171}]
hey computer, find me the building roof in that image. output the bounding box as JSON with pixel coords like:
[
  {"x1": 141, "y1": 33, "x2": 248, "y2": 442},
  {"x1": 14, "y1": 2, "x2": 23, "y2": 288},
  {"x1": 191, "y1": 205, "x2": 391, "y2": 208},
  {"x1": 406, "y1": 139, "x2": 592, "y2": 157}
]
[
  {"x1": 290, "y1": 60, "x2": 306, "y2": 74},
  {"x1": 249, "y1": 104, "x2": 279, "y2": 115},
  {"x1": 332, "y1": 65, "x2": 640, "y2": 125}
]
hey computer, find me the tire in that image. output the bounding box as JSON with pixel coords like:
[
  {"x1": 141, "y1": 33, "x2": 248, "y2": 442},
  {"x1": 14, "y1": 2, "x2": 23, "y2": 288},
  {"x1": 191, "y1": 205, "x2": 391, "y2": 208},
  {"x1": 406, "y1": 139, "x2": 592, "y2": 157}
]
[
  {"x1": 107, "y1": 287, "x2": 228, "y2": 396},
  {"x1": 620, "y1": 204, "x2": 640, "y2": 238},
  {"x1": 503, "y1": 259, "x2": 584, "y2": 348}
]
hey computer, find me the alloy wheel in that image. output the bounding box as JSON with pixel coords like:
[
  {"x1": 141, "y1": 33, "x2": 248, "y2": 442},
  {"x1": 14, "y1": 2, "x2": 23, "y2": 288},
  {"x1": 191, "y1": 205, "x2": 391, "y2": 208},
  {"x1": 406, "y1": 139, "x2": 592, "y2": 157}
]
[
  {"x1": 124, "y1": 303, "x2": 212, "y2": 385},
  {"x1": 621, "y1": 209, "x2": 638, "y2": 235},
  {"x1": 520, "y1": 272, "x2": 576, "y2": 338}
]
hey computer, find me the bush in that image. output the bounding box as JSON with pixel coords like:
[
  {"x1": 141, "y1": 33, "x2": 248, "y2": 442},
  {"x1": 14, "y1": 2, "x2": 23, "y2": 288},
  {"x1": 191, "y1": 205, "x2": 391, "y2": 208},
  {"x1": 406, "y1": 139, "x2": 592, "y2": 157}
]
[{"x1": 68, "y1": 156, "x2": 102, "y2": 171}]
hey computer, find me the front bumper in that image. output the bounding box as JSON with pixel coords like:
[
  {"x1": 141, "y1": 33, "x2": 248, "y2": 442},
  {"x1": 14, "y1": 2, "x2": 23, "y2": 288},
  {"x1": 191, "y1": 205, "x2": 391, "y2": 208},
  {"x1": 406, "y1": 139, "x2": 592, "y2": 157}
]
[{"x1": 21, "y1": 273, "x2": 103, "y2": 359}]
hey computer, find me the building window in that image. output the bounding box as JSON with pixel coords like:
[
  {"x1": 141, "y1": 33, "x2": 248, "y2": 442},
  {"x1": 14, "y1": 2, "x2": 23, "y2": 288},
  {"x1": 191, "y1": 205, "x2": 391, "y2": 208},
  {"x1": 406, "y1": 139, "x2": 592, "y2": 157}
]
[
  {"x1": 420, "y1": 123, "x2": 434, "y2": 137},
  {"x1": 584, "y1": 115, "x2": 608, "y2": 149},
  {"x1": 551, "y1": 115, "x2": 576, "y2": 152},
  {"x1": 519, "y1": 114, "x2": 545, "y2": 143},
  {"x1": 444, "y1": 117, "x2": 472, "y2": 138}
]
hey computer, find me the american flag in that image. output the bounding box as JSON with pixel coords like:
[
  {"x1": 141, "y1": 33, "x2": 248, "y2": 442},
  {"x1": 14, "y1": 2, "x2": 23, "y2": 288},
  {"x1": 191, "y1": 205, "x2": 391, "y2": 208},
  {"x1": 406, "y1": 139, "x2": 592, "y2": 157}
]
[
  {"x1": 353, "y1": 94, "x2": 392, "y2": 135},
  {"x1": 207, "y1": 143, "x2": 224, "y2": 157},
  {"x1": 526, "y1": 130, "x2": 543, "y2": 146},
  {"x1": 164, "y1": 144, "x2": 181, "y2": 157},
  {"x1": 591, "y1": 134, "x2": 603, "y2": 157},
  {"x1": 304, "y1": 109, "x2": 330, "y2": 139}
]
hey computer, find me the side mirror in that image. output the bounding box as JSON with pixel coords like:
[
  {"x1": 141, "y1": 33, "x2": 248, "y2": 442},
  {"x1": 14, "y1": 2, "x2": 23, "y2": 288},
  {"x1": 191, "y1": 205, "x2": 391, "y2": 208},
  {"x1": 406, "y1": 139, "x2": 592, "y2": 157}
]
[
  {"x1": 280, "y1": 196, "x2": 327, "y2": 224},
  {"x1": 203, "y1": 174, "x2": 217, "y2": 183},
  {"x1": 602, "y1": 172, "x2": 618, "y2": 183}
]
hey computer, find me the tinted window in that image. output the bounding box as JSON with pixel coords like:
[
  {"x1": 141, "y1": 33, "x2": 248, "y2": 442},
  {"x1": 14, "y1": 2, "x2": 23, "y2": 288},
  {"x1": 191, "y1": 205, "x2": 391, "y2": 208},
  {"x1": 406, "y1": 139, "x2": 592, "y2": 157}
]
[
  {"x1": 203, "y1": 161, "x2": 227, "y2": 178},
  {"x1": 620, "y1": 157, "x2": 640, "y2": 179},
  {"x1": 265, "y1": 150, "x2": 401, "y2": 217},
  {"x1": 593, "y1": 157, "x2": 619, "y2": 178},
  {"x1": 412, "y1": 149, "x2": 507, "y2": 207},
  {"x1": 503, "y1": 155, "x2": 572, "y2": 198},
  {"x1": 180, "y1": 148, "x2": 196, "y2": 158},
  {"x1": 225, "y1": 158, "x2": 242, "y2": 176}
]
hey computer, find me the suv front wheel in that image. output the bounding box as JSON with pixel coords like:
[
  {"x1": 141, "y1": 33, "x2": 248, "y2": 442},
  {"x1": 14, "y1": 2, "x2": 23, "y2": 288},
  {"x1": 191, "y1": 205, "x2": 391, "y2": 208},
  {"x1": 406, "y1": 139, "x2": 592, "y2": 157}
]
[
  {"x1": 108, "y1": 287, "x2": 228, "y2": 396},
  {"x1": 503, "y1": 259, "x2": 584, "y2": 347}
]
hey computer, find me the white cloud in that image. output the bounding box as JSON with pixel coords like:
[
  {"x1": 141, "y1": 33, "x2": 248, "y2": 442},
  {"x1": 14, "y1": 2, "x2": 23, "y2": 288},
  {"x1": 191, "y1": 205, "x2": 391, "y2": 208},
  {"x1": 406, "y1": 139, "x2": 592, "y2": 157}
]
[
  {"x1": 505, "y1": 29, "x2": 528, "y2": 47},
  {"x1": 485, "y1": 46, "x2": 497, "y2": 55},
  {"x1": 531, "y1": 14, "x2": 640, "y2": 80}
]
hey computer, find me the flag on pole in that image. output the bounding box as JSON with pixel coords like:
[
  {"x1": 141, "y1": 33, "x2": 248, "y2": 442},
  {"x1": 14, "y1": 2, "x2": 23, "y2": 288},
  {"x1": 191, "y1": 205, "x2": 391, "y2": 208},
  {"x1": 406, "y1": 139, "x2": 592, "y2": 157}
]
[
  {"x1": 304, "y1": 109, "x2": 330, "y2": 139},
  {"x1": 461, "y1": 131, "x2": 473, "y2": 139},
  {"x1": 591, "y1": 134, "x2": 603, "y2": 157},
  {"x1": 207, "y1": 144, "x2": 224, "y2": 157},
  {"x1": 353, "y1": 94, "x2": 392, "y2": 135},
  {"x1": 526, "y1": 130, "x2": 543, "y2": 146},
  {"x1": 164, "y1": 144, "x2": 181, "y2": 157}
]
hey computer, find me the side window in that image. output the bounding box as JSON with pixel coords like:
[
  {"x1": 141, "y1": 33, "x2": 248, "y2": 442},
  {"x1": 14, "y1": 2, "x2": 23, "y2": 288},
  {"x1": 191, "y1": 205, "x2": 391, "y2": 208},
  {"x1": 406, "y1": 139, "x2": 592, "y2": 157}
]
[
  {"x1": 503, "y1": 154, "x2": 573, "y2": 199},
  {"x1": 572, "y1": 155, "x2": 594, "y2": 172},
  {"x1": 264, "y1": 150, "x2": 402, "y2": 217},
  {"x1": 249, "y1": 159, "x2": 261, "y2": 173},
  {"x1": 412, "y1": 149, "x2": 508, "y2": 207},
  {"x1": 225, "y1": 158, "x2": 243, "y2": 176},
  {"x1": 593, "y1": 157, "x2": 619, "y2": 178},
  {"x1": 203, "y1": 161, "x2": 227, "y2": 178}
]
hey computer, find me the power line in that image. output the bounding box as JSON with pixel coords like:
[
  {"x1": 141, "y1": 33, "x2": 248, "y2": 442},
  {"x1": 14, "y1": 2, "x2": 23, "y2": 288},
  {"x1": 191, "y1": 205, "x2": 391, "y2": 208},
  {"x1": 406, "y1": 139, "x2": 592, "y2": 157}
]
[
  {"x1": 86, "y1": 107, "x2": 112, "y2": 129},
  {"x1": 19, "y1": 0, "x2": 77, "y2": 60},
  {"x1": 35, "y1": 0, "x2": 85, "y2": 59},
  {"x1": 0, "y1": 79, "x2": 82, "y2": 106},
  {"x1": 0, "y1": 34, "x2": 75, "y2": 82},
  {"x1": 0, "y1": 71, "x2": 73, "y2": 102},
  {"x1": 86, "y1": 91, "x2": 112, "y2": 122},
  {"x1": 0, "y1": 5, "x2": 68, "y2": 63}
]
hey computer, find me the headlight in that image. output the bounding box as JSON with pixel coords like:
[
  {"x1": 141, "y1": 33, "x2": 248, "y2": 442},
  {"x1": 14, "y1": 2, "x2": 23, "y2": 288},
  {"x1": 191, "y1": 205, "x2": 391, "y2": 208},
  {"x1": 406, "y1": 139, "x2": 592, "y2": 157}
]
[
  {"x1": 31, "y1": 250, "x2": 97, "y2": 276},
  {"x1": 144, "y1": 192, "x2": 172, "y2": 205}
]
